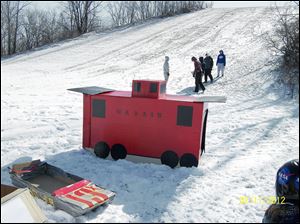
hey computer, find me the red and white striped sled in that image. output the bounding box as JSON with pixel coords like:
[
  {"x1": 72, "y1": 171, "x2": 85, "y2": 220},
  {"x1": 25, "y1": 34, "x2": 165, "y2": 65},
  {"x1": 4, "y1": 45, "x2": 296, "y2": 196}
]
[{"x1": 9, "y1": 160, "x2": 115, "y2": 217}]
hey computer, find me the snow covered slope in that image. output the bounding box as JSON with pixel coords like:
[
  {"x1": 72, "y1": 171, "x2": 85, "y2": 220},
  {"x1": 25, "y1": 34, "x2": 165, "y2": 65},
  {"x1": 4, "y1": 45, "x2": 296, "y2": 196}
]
[{"x1": 1, "y1": 7, "x2": 299, "y2": 223}]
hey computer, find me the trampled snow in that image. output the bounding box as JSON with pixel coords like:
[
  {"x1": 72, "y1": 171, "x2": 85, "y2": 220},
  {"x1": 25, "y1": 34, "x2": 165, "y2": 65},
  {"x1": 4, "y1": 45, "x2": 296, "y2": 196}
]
[{"x1": 1, "y1": 7, "x2": 299, "y2": 223}]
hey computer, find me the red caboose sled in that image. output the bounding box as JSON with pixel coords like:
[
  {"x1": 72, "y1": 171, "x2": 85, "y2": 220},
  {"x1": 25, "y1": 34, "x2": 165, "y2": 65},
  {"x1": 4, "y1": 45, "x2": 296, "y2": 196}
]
[{"x1": 69, "y1": 80, "x2": 226, "y2": 168}]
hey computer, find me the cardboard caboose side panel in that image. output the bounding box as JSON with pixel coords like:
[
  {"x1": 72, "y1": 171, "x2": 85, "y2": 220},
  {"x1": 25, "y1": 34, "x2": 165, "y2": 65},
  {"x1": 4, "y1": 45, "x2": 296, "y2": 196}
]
[
  {"x1": 1, "y1": 184, "x2": 18, "y2": 198},
  {"x1": 89, "y1": 94, "x2": 205, "y2": 159},
  {"x1": 68, "y1": 86, "x2": 115, "y2": 149},
  {"x1": 83, "y1": 94, "x2": 92, "y2": 148},
  {"x1": 1, "y1": 184, "x2": 47, "y2": 223}
]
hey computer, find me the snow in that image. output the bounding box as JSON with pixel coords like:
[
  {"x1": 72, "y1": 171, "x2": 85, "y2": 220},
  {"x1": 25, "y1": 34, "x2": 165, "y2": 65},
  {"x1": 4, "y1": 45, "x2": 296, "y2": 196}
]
[{"x1": 1, "y1": 7, "x2": 299, "y2": 223}]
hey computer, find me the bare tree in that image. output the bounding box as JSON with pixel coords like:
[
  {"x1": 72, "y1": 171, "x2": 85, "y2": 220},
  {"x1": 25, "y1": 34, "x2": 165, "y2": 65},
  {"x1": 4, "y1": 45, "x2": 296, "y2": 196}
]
[
  {"x1": 137, "y1": 1, "x2": 152, "y2": 21},
  {"x1": 1, "y1": 1, "x2": 210, "y2": 57},
  {"x1": 1, "y1": 2, "x2": 8, "y2": 55},
  {"x1": 23, "y1": 9, "x2": 43, "y2": 49},
  {"x1": 2, "y1": 1, "x2": 13, "y2": 55},
  {"x1": 262, "y1": 2, "x2": 299, "y2": 98},
  {"x1": 13, "y1": 1, "x2": 30, "y2": 54},
  {"x1": 62, "y1": 1, "x2": 102, "y2": 34},
  {"x1": 58, "y1": 3, "x2": 76, "y2": 37},
  {"x1": 42, "y1": 11, "x2": 59, "y2": 43},
  {"x1": 1, "y1": 1, "x2": 30, "y2": 55},
  {"x1": 107, "y1": 1, "x2": 126, "y2": 27},
  {"x1": 124, "y1": 1, "x2": 138, "y2": 24},
  {"x1": 107, "y1": 1, "x2": 208, "y2": 27},
  {"x1": 265, "y1": 3, "x2": 299, "y2": 68}
]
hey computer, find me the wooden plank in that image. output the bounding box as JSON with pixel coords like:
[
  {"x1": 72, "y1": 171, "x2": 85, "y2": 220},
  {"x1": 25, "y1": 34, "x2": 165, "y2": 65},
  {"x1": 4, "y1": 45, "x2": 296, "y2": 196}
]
[
  {"x1": 1, "y1": 184, "x2": 18, "y2": 198},
  {"x1": 193, "y1": 96, "x2": 227, "y2": 103},
  {"x1": 67, "y1": 86, "x2": 114, "y2": 95},
  {"x1": 1, "y1": 188, "x2": 47, "y2": 223}
]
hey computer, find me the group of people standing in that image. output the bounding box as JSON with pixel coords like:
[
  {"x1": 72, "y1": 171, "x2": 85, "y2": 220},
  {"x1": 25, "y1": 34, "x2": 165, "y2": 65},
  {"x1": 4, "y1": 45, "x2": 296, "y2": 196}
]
[{"x1": 163, "y1": 50, "x2": 226, "y2": 93}]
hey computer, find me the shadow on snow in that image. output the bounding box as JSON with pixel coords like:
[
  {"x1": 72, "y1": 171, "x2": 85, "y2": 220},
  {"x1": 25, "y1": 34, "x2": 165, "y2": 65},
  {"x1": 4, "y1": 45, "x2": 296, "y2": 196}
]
[{"x1": 1, "y1": 149, "x2": 204, "y2": 222}]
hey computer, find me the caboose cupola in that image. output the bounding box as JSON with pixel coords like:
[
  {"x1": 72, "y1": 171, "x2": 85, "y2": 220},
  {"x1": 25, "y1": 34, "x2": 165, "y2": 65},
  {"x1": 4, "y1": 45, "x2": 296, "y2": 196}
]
[{"x1": 132, "y1": 80, "x2": 166, "y2": 99}]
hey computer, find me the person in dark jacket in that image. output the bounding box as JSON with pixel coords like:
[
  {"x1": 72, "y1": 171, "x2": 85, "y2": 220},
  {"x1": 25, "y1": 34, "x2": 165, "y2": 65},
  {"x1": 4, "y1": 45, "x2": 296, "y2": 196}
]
[
  {"x1": 216, "y1": 50, "x2": 226, "y2": 77},
  {"x1": 191, "y1": 56, "x2": 205, "y2": 93},
  {"x1": 199, "y1": 56, "x2": 205, "y2": 83},
  {"x1": 263, "y1": 203, "x2": 299, "y2": 223},
  {"x1": 203, "y1": 53, "x2": 214, "y2": 83}
]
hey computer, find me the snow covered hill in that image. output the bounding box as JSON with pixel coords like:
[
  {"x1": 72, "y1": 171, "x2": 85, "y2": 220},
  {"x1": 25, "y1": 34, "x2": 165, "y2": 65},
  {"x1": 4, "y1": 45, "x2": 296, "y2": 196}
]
[{"x1": 1, "y1": 7, "x2": 299, "y2": 223}]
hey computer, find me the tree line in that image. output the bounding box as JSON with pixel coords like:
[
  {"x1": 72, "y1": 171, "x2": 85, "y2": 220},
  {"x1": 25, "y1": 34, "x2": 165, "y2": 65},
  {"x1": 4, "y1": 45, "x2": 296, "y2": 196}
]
[
  {"x1": 1, "y1": 1, "x2": 211, "y2": 56},
  {"x1": 262, "y1": 1, "x2": 299, "y2": 98}
]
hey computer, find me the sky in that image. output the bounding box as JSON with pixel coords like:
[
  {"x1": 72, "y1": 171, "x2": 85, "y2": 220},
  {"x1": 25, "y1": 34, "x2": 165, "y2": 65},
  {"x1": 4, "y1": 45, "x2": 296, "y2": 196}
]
[
  {"x1": 30, "y1": 1, "x2": 60, "y2": 10},
  {"x1": 212, "y1": 1, "x2": 287, "y2": 8},
  {"x1": 31, "y1": 1, "x2": 289, "y2": 10}
]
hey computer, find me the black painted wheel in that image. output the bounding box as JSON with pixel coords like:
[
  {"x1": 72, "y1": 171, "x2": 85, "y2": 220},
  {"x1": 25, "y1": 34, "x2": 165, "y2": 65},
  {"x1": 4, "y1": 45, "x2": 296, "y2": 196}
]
[
  {"x1": 160, "y1": 150, "x2": 179, "y2": 168},
  {"x1": 111, "y1": 144, "x2": 127, "y2": 160},
  {"x1": 180, "y1": 153, "x2": 198, "y2": 167},
  {"x1": 94, "y1": 142, "x2": 110, "y2": 158}
]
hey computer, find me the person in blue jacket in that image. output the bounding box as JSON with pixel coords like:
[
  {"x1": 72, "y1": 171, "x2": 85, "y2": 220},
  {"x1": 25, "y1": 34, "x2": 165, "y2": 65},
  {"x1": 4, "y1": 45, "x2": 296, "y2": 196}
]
[{"x1": 216, "y1": 50, "x2": 226, "y2": 77}]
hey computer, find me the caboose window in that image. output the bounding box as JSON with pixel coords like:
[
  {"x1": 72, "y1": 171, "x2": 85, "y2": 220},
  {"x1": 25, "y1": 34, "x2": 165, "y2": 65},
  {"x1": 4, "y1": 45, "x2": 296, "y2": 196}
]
[
  {"x1": 134, "y1": 82, "x2": 141, "y2": 92},
  {"x1": 177, "y1": 106, "x2": 193, "y2": 127},
  {"x1": 150, "y1": 83, "x2": 158, "y2": 93},
  {"x1": 160, "y1": 83, "x2": 166, "y2": 94},
  {"x1": 92, "y1": 99, "x2": 106, "y2": 118}
]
